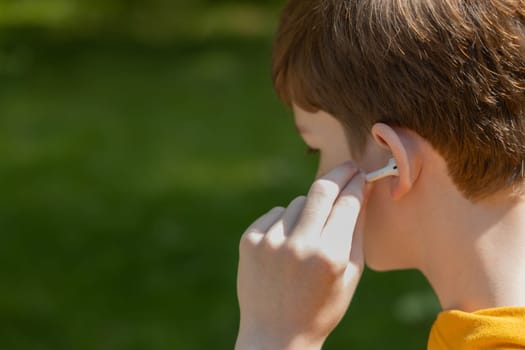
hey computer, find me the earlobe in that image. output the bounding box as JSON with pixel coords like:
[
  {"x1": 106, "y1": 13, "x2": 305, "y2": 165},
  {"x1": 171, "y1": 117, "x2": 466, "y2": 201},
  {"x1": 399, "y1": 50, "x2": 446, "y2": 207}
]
[{"x1": 371, "y1": 123, "x2": 421, "y2": 200}]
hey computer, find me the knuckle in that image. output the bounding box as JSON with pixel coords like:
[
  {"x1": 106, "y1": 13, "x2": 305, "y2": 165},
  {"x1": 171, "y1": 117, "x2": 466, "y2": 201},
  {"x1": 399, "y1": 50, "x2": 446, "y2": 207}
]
[
  {"x1": 239, "y1": 233, "x2": 258, "y2": 251},
  {"x1": 272, "y1": 206, "x2": 286, "y2": 213},
  {"x1": 280, "y1": 240, "x2": 307, "y2": 260},
  {"x1": 274, "y1": 240, "x2": 347, "y2": 277},
  {"x1": 309, "y1": 179, "x2": 339, "y2": 199},
  {"x1": 289, "y1": 195, "x2": 307, "y2": 207},
  {"x1": 311, "y1": 250, "x2": 347, "y2": 276},
  {"x1": 259, "y1": 235, "x2": 282, "y2": 252},
  {"x1": 336, "y1": 196, "x2": 361, "y2": 209}
]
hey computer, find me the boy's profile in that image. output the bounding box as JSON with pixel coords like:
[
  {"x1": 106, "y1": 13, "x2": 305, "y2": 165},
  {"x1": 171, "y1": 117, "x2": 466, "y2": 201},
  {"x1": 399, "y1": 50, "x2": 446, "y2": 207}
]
[{"x1": 235, "y1": 0, "x2": 525, "y2": 349}]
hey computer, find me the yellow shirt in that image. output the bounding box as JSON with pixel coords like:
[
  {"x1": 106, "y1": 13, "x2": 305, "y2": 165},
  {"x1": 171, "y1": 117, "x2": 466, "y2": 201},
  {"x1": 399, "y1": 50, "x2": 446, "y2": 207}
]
[{"x1": 428, "y1": 307, "x2": 525, "y2": 349}]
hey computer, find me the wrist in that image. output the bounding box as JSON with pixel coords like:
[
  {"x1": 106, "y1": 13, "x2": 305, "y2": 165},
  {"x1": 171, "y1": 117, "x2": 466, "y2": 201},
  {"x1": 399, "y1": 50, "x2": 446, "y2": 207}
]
[{"x1": 235, "y1": 327, "x2": 325, "y2": 350}]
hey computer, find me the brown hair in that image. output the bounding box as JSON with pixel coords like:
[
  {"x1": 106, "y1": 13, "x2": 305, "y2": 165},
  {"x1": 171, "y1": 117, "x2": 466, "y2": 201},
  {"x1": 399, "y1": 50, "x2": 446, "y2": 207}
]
[{"x1": 272, "y1": 0, "x2": 525, "y2": 200}]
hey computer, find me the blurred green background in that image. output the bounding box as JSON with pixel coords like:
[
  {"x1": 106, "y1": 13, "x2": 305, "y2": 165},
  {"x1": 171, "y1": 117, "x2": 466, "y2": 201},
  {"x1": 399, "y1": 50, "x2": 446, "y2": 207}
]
[{"x1": 0, "y1": 0, "x2": 440, "y2": 349}]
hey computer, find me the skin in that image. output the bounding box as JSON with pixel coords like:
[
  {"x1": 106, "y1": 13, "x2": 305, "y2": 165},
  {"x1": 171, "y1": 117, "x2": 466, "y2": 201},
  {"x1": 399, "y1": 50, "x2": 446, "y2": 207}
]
[{"x1": 235, "y1": 105, "x2": 525, "y2": 349}]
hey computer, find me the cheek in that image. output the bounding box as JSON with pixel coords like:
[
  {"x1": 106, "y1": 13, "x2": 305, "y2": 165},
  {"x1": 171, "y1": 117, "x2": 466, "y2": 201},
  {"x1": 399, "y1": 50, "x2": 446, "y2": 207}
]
[
  {"x1": 315, "y1": 144, "x2": 353, "y2": 178},
  {"x1": 315, "y1": 153, "x2": 352, "y2": 179}
]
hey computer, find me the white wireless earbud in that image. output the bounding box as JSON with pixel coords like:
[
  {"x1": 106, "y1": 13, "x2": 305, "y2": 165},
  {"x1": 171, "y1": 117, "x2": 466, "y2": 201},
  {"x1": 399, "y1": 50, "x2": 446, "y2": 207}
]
[{"x1": 365, "y1": 158, "x2": 399, "y2": 182}]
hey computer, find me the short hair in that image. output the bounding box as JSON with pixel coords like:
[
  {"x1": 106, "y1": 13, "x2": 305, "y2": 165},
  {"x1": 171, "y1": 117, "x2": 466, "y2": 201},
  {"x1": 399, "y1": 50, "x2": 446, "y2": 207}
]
[{"x1": 272, "y1": 0, "x2": 525, "y2": 200}]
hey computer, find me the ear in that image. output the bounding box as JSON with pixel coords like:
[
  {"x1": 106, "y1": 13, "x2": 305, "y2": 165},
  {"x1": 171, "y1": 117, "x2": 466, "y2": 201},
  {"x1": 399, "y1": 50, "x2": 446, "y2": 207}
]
[{"x1": 371, "y1": 123, "x2": 421, "y2": 200}]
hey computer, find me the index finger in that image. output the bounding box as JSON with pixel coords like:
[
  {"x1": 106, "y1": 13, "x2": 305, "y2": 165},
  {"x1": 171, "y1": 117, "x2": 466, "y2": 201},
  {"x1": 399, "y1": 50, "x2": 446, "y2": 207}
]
[
  {"x1": 320, "y1": 171, "x2": 366, "y2": 260},
  {"x1": 291, "y1": 161, "x2": 359, "y2": 238}
]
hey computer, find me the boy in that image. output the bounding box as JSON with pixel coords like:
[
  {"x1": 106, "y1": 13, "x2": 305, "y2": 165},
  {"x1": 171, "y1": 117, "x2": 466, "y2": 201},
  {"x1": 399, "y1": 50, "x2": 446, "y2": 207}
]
[{"x1": 236, "y1": 0, "x2": 525, "y2": 349}]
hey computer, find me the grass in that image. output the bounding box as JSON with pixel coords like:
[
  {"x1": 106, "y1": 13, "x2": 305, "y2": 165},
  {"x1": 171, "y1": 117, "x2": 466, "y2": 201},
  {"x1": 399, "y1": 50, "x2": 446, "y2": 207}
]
[{"x1": 0, "y1": 36, "x2": 440, "y2": 349}]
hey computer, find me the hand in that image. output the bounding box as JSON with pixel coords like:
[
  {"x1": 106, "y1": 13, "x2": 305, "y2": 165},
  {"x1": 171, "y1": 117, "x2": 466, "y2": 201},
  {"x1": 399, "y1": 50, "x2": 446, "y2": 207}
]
[{"x1": 235, "y1": 161, "x2": 367, "y2": 350}]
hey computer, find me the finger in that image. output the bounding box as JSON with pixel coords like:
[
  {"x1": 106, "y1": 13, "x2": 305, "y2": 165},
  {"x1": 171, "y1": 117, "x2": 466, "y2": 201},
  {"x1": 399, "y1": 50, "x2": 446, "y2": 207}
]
[
  {"x1": 292, "y1": 161, "x2": 359, "y2": 238},
  {"x1": 343, "y1": 217, "x2": 365, "y2": 287},
  {"x1": 264, "y1": 196, "x2": 307, "y2": 246},
  {"x1": 281, "y1": 196, "x2": 307, "y2": 236},
  {"x1": 320, "y1": 171, "x2": 366, "y2": 260},
  {"x1": 349, "y1": 213, "x2": 364, "y2": 267},
  {"x1": 242, "y1": 207, "x2": 286, "y2": 245}
]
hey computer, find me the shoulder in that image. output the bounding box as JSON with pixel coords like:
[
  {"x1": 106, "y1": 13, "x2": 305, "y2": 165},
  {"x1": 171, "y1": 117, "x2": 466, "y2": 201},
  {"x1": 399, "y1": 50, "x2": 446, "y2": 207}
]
[{"x1": 428, "y1": 307, "x2": 525, "y2": 350}]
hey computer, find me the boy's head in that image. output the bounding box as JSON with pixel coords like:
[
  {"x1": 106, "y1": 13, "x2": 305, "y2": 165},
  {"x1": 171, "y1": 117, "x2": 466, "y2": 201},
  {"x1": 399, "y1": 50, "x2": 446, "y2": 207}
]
[
  {"x1": 273, "y1": 0, "x2": 525, "y2": 199},
  {"x1": 272, "y1": 0, "x2": 525, "y2": 270}
]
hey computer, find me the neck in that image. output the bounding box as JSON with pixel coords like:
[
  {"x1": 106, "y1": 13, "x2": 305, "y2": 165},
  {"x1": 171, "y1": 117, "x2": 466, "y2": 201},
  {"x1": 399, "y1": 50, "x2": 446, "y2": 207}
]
[{"x1": 421, "y1": 190, "x2": 525, "y2": 312}]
